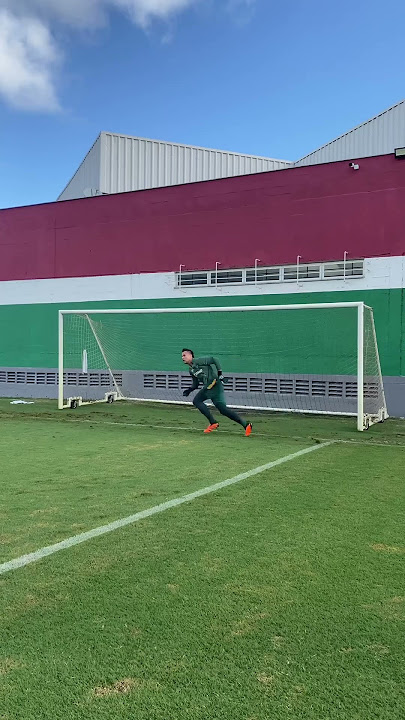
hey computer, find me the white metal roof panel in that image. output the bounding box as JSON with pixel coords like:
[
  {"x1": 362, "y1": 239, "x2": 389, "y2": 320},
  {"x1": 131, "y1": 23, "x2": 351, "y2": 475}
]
[
  {"x1": 58, "y1": 131, "x2": 292, "y2": 200},
  {"x1": 295, "y1": 100, "x2": 405, "y2": 166}
]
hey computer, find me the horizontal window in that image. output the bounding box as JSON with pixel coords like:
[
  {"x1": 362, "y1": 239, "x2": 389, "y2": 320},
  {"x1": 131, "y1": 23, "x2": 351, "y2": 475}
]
[
  {"x1": 246, "y1": 268, "x2": 281, "y2": 282},
  {"x1": 211, "y1": 270, "x2": 243, "y2": 284},
  {"x1": 323, "y1": 261, "x2": 363, "y2": 278},
  {"x1": 175, "y1": 259, "x2": 364, "y2": 287},
  {"x1": 178, "y1": 272, "x2": 208, "y2": 286},
  {"x1": 284, "y1": 264, "x2": 321, "y2": 280},
  {"x1": 299, "y1": 264, "x2": 321, "y2": 279}
]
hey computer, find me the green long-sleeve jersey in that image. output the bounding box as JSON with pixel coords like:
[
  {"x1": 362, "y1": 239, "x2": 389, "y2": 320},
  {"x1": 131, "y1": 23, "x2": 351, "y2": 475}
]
[{"x1": 189, "y1": 356, "x2": 221, "y2": 389}]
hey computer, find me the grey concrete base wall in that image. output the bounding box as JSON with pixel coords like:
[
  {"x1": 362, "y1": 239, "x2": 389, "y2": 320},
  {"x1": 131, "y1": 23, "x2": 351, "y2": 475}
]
[
  {"x1": 380, "y1": 377, "x2": 405, "y2": 418},
  {"x1": 1, "y1": 367, "x2": 400, "y2": 416}
]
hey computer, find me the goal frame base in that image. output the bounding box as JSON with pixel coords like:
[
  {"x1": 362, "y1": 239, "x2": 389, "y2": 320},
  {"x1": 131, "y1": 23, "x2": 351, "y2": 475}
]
[{"x1": 62, "y1": 393, "x2": 388, "y2": 431}]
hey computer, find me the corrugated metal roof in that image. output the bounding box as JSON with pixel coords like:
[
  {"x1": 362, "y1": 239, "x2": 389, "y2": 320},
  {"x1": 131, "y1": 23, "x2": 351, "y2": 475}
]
[
  {"x1": 58, "y1": 132, "x2": 292, "y2": 201},
  {"x1": 101, "y1": 132, "x2": 292, "y2": 194},
  {"x1": 58, "y1": 100, "x2": 405, "y2": 201},
  {"x1": 294, "y1": 100, "x2": 405, "y2": 166},
  {"x1": 58, "y1": 136, "x2": 103, "y2": 201}
]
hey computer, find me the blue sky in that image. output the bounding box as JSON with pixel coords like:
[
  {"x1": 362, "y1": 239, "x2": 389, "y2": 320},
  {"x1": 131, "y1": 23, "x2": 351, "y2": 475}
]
[{"x1": 0, "y1": 0, "x2": 404, "y2": 209}]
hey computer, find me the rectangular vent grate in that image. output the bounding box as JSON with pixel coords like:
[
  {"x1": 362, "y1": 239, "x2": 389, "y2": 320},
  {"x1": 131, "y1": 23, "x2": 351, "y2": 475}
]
[
  {"x1": 280, "y1": 379, "x2": 293, "y2": 395},
  {"x1": 296, "y1": 379, "x2": 310, "y2": 395},
  {"x1": 312, "y1": 380, "x2": 326, "y2": 396},
  {"x1": 328, "y1": 382, "x2": 344, "y2": 397},
  {"x1": 346, "y1": 382, "x2": 357, "y2": 398},
  {"x1": 264, "y1": 378, "x2": 278, "y2": 393},
  {"x1": 249, "y1": 378, "x2": 263, "y2": 392}
]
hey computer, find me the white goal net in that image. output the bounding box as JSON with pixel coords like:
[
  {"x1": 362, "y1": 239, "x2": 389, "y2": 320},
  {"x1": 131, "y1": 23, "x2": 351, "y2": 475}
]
[{"x1": 58, "y1": 302, "x2": 388, "y2": 431}]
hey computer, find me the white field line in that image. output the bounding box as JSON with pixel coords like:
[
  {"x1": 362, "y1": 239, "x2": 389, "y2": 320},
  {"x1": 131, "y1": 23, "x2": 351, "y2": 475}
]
[
  {"x1": 339, "y1": 439, "x2": 405, "y2": 448},
  {"x1": 9, "y1": 414, "x2": 405, "y2": 448},
  {"x1": 0, "y1": 442, "x2": 334, "y2": 577},
  {"x1": 89, "y1": 422, "x2": 405, "y2": 447},
  {"x1": 59, "y1": 417, "x2": 282, "y2": 437}
]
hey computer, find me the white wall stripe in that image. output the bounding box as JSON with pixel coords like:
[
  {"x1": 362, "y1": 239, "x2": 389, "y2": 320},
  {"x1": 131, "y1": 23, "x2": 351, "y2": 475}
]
[
  {"x1": 0, "y1": 441, "x2": 334, "y2": 576},
  {"x1": 0, "y1": 257, "x2": 404, "y2": 306}
]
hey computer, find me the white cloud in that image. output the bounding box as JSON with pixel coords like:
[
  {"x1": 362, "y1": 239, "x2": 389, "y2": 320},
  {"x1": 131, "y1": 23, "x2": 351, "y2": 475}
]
[
  {"x1": 114, "y1": 0, "x2": 195, "y2": 28},
  {"x1": 0, "y1": 0, "x2": 253, "y2": 112},
  {"x1": 0, "y1": 0, "x2": 197, "y2": 29},
  {"x1": 0, "y1": 9, "x2": 60, "y2": 111},
  {"x1": 0, "y1": 0, "x2": 198, "y2": 111}
]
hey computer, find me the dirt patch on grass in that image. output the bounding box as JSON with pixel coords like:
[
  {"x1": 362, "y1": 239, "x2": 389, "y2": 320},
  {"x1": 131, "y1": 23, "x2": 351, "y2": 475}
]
[
  {"x1": 93, "y1": 678, "x2": 141, "y2": 697},
  {"x1": 371, "y1": 543, "x2": 405, "y2": 554},
  {"x1": 30, "y1": 507, "x2": 59, "y2": 517},
  {"x1": 92, "y1": 677, "x2": 160, "y2": 698},
  {"x1": 130, "y1": 627, "x2": 143, "y2": 637},
  {"x1": 368, "y1": 644, "x2": 390, "y2": 655},
  {"x1": 0, "y1": 658, "x2": 21, "y2": 675},
  {"x1": 23, "y1": 594, "x2": 40, "y2": 608},
  {"x1": 362, "y1": 596, "x2": 405, "y2": 620},
  {"x1": 257, "y1": 673, "x2": 274, "y2": 686},
  {"x1": 231, "y1": 612, "x2": 269, "y2": 637}
]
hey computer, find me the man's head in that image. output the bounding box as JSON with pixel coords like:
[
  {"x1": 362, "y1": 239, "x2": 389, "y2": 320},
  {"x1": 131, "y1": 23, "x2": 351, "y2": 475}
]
[{"x1": 182, "y1": 348, "x2": 194, "y2": 365}]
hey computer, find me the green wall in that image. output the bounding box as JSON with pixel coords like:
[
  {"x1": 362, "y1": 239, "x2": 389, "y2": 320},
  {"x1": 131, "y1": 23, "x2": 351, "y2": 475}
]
[{"x1": 0, "y1": 288, "x2": 402, "y2": 376}]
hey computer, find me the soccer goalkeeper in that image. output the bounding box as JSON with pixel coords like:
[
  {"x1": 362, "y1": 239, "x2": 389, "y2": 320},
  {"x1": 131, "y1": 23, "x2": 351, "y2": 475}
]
[{"x1": 181, "y1": 349, "x2": 252, "y2": 436}]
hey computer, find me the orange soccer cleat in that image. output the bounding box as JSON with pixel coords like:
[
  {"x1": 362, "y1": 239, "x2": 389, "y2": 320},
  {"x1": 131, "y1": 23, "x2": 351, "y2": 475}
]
[
  {"x1": 204, "y1": 423, "x2": 219, "y2": 434},
  {"x1": 245, "y1": 422, "x2": 253, "y2": 437}
]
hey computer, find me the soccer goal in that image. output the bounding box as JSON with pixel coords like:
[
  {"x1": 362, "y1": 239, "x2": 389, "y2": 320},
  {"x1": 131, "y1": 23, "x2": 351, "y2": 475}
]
[{"x1": 58, "y1": 302, "x2": 388, "y2": 431}]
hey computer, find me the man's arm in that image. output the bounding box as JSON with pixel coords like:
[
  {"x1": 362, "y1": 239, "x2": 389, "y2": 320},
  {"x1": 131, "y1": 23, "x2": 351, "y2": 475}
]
[{"x1": 183, "y1": 376, "x2": 199, "y2": 397}]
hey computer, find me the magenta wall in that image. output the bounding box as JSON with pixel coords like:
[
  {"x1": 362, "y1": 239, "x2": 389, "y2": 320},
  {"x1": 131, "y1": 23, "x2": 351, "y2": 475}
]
[{"x1": 1, "y1": 154, "x2": 405, "y2": 282}]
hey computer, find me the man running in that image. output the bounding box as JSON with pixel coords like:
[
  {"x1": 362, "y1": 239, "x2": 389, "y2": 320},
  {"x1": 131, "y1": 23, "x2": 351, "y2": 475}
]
[{"x1": 181, "y1": 349, "x2": 252, "y2": 436}]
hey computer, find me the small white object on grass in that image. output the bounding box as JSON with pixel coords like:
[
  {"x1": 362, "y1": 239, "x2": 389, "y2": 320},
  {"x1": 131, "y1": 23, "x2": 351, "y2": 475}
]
[{"x1": 10, "y1": 400, "x2": 35, "y2": 405}]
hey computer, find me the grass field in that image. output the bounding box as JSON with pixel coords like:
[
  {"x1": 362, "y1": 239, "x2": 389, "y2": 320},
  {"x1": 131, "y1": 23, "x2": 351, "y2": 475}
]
[{"x1": 0, "y1": 398, "x2": 404, "y2": 719}]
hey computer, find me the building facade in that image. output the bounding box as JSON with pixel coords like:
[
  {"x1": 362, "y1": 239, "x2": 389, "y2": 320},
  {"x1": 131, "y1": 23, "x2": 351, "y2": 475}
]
[{"x1": 1, "y1": 153, "x2": 405, "y2": 415}]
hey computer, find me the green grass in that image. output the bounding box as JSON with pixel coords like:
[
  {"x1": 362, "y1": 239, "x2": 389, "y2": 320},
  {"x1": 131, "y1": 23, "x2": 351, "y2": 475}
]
[{"x1": 0, "y1": 399, "x2": 404, "y2": 719}]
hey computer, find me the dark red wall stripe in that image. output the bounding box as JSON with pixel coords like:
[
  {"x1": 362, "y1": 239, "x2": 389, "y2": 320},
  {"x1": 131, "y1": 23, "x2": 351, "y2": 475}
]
[{"x1": 1, "y1": 154, "x2": 404, "y2": 282}]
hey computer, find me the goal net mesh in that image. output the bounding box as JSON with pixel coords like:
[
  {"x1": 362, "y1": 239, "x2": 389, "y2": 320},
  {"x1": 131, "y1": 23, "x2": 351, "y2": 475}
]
[{"x1": 61, "y1": 305, "x2": 386, "y2": 426}]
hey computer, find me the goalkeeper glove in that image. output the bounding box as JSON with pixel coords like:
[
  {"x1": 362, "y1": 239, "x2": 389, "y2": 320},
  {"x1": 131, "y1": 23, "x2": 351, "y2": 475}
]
[{"x1": 183, "y1": 388, "x2": 193, "y2": 397}]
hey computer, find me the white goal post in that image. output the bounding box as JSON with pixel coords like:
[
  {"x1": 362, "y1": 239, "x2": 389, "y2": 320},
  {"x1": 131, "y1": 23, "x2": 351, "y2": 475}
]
[{"x1": 58, "y1": 302, "x2": 388, "y2": 431}]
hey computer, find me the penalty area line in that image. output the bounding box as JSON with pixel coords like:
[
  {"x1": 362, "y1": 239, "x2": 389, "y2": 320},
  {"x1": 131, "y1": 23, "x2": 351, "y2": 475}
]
[{"x1": 0, "y1": 441, "x2": 335, "y2": 577}]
